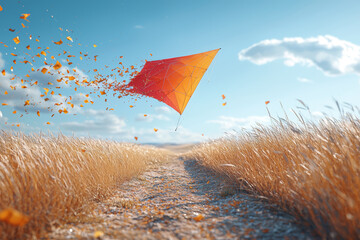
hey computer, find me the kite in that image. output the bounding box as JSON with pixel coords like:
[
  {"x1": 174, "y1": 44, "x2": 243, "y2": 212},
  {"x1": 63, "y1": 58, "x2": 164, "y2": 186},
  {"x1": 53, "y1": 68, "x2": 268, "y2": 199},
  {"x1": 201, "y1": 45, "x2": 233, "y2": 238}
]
[{"x1": 127, "y1": 49, "x2": 220, "y2": 115}]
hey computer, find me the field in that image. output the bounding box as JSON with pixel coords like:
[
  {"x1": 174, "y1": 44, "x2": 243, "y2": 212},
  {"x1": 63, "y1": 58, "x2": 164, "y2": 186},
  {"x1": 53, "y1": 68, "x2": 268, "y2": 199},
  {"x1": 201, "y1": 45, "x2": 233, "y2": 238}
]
[
  {"x1": 186, "y1": 111, "x2": 360, "y2": 239},
  {"x1": 0, "y1": 111, "x2": 359, "y2": 239},
  {"x1": 0, "y1": 133, "x2": 171, "y2": 239}
]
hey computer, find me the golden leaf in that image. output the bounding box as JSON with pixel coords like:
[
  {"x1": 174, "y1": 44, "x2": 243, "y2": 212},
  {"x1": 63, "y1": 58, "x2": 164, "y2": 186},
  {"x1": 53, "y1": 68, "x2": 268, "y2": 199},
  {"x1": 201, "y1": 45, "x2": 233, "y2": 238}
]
[
  {"x1": 53, "y1": 61, "x2": 62, "y2": 70},
  {"x1": 20, "y1": 13, "x2": 30, "y2": 22},
  {"x1": 0, "y1": 208, "x2": 29, "y2": 226},
  {"x1": 13, "y1": 36, "x2": 20, "y2": 44},
  {"x1": 193, "y1": 214, "x2": 204, "y2": 222}
]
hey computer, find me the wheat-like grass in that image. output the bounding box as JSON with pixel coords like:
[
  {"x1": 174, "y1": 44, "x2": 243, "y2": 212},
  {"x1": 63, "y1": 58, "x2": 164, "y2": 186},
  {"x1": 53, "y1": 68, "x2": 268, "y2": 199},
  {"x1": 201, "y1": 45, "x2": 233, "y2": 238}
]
[
  {"x1": 0, "y1": 132, "x2": 171, "y2": 239},
  {"x1": 186, "y1": 112, "x2": 360, "y2": 239}
]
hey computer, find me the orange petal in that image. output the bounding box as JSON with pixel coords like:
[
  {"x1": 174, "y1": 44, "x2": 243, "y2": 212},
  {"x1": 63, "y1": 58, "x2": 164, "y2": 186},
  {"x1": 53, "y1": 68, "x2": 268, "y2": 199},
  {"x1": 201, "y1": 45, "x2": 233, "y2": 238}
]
[{"x1": 41, "y1": 68, "x2": 48, "y2": 74}]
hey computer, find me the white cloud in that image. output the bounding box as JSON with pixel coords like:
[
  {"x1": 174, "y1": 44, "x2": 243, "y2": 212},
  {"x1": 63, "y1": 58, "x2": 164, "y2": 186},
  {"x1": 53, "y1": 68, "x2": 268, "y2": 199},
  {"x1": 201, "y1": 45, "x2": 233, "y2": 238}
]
[
  {"x1": 0, "y1": 53, "x2": 4, "y2": 68},
  {"x1": 238, "y1": 35, "x2": 360, "y2": 76},
  {"x1": 61, "y1": 111, "x2": 126, "y2": 134},
  {"x1": 155, "y1": 106, "x2": 172, "y2": 114},
  {"x1": 135, "y1": 113, "x2": 170, "y2": 122},
  {"x1": 134, "y1": 25, "x2": 144, "y2": 29},
  {"x1": 29, "y1": 65, "x2": 88, "y2": 88},
  {"x1": 297, "y1": 77, "x2": 312, "y2": 83},
  {"x1": 208, "y1": 115, "x2": 270, "y2": 130}
]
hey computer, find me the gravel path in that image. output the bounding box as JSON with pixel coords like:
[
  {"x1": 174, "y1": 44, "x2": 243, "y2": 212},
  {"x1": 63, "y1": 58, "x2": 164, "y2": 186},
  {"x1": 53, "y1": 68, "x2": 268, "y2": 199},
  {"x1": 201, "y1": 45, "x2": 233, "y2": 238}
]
[{"x1": 48, "y1": 157, "x2": 315, "y2": 239}]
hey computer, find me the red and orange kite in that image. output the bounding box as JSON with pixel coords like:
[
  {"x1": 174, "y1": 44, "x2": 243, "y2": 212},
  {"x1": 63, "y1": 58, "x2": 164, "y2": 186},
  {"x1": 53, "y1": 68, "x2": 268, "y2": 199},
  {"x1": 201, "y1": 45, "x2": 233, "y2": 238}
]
[{"x1": 127, "y1": 49, "x2": 220, "y2": 114}]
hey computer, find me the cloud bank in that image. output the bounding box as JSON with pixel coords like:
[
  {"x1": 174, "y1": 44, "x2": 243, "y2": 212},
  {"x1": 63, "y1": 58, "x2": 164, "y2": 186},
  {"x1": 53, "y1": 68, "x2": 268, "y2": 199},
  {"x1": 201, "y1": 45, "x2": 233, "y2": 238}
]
[{"x1": 238, "y1": 35, "x2": 360, "y2": 76}]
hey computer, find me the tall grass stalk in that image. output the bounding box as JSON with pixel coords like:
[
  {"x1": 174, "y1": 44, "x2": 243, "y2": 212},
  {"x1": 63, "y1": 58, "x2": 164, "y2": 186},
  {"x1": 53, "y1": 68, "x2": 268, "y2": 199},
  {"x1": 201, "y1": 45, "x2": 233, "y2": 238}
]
[
  {"x1": 0, "y1": 132, "x2": 171, "y2": 239},
  {"x1": 187, "y1": 111, "x2": 360, "y2": 239}
]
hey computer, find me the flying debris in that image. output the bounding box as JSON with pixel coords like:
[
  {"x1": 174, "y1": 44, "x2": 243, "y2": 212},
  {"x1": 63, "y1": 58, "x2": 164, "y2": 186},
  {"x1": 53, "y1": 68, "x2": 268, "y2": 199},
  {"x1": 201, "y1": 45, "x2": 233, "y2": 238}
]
[{"x1": 127, "y1": 49, "x2": 220, "y2": 115}]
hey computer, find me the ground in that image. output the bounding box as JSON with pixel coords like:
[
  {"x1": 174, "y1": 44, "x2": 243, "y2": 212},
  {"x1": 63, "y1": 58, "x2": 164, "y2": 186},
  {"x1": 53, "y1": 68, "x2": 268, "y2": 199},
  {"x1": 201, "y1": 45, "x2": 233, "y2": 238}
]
[{"x1": 48, "y1": 147, "x2": 315, "y2": 240}]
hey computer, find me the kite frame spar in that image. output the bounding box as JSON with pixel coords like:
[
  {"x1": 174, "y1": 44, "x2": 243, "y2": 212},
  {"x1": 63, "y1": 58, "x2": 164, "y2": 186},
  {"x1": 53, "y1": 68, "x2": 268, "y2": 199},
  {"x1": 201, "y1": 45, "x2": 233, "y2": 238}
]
[{"x1": 127, "y1": 48, "x2": 220, "y2": 116}]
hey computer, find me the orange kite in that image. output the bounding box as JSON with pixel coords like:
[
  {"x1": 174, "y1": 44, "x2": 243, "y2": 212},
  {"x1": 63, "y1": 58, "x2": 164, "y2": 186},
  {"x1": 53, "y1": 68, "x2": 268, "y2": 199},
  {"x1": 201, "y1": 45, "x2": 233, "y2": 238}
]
[{"x1": 127, "y1": 49, "x2": 220, "y2": 114}]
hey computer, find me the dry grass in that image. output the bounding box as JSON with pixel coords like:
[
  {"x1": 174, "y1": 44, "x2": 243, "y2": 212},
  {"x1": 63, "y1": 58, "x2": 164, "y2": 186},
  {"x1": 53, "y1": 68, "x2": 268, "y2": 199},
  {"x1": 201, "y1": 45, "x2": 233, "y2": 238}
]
[
  {"x1": 0, "y1": 132, "x2": 172, "y2": 239},
  {"x1": 186, "y1": 109, "x2": 360, "y2": 239}
]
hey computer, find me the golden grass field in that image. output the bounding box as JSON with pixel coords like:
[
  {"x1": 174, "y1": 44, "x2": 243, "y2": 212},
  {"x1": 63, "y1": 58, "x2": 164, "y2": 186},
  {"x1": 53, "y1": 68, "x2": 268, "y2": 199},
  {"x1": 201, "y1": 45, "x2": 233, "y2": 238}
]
[
  {"x1": 186, "y1": 111, "x2": 360, "y2": 239},
  {"x1": 0, "y1": 133, "x2": 171, "y2": 239}
]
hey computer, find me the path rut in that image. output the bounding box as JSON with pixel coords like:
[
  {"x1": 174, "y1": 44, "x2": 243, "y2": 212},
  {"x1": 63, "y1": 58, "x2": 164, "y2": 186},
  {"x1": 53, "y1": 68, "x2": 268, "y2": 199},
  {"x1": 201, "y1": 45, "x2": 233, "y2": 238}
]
[{"x1": 48, "y1": 157, "x2": 315, "y2": 239}]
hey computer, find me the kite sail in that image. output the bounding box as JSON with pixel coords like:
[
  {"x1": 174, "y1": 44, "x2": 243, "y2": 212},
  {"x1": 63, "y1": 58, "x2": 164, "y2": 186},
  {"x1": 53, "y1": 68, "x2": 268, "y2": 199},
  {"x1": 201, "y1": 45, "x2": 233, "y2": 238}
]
[{"x1": 127, "y1": 49, "x2": 220, "y2": 115}]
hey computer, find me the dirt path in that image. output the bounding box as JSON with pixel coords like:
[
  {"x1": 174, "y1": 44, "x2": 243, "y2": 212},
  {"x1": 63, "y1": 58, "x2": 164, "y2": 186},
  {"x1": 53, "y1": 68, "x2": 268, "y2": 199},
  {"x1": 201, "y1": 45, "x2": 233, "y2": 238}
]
[{"x1": 49, "y1": 157, "x2": 315, "y2": 239}]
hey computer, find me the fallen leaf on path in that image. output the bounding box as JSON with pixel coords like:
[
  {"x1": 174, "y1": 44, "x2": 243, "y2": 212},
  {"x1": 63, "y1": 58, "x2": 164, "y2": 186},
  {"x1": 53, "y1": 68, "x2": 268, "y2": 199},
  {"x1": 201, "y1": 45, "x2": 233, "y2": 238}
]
[{"x1": 0, "y1": 208, "x2": 30, "y2": 226}]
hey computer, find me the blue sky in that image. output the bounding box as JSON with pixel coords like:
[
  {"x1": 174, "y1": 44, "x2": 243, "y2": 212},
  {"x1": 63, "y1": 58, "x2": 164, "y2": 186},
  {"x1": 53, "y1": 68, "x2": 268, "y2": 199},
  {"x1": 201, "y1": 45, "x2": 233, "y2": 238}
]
[{"x1": 1, "y1": 0, "x2": 360, "y2": 143}]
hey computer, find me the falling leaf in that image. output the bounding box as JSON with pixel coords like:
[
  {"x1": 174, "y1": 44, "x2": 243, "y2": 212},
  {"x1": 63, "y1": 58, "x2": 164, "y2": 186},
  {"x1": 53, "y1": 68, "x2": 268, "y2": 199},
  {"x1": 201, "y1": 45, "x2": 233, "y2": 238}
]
[
  {"x1": 37, "y1": 111, "x2": 40, "y2": 117},
  {"x1": 154, "y1": 128, "x2": 158, "y2": 132},
  {"x1": 9, "y1": 28, "x2": 15, "y2": 32},
  {"x1": 222, "y1": 94, "x2": 226, "y2": 100},
  {"x1": 21, "y1": 23, "x2": 26, "y2": 28},
  {"x1": 10, "y1": 53, "x2": 17, "y2": 56},
  {"x1": 26, "y1": 45, "x2": 30, "y2": 50},
  {"x1": 93, "y1": 231, "x2": 104, "y2": 238},
  {"x1": 0, "y1": 208, "x2": 29, "y2": 226},
  {"x1": 4, "y1": 91, "x2": 8, "y2": 95},
  {"x1": 16, "y1": 124, "x2": 20, "y2": 127},
  {"x1": 41, "y1": 51, "x2": 46, "y2": 56},
  {"x1": 134, "y1": 136, "x2": 138, "y2": 141},
  {"x1": 262, "y1": 229, "x2": 270, "y2": 233},
  {"x1": 93, "y1": 44, "x2": 97, "y2": 48},
  {"x1": 13, "y1": 36, "x2": 20, "y2": 44},
  {"x1": 265, "y1": 101, "x2": 270, "y2": 105},
  {"x1": 66, "y1": 36, "x2": 73, "y2": 42},
  {"x1": 24, "y1": 100, "x2": 30, "y2": 106},
  {"x1": 46, "y1": 122, "x2": 50, "y2": 125},
  {"x1": 1, "y1": 70, "x2": 5, "y2": 76},
  {"x1": 41, "y1": 68, "x2": 48, "y2": 74},
  {"x1": 54, "y1": 39, "x2": 63, "y2": 45},
  {"x1": 53, "y1": 61, "x2": 62, "y2": 70},
  {"x1": 100, "y1": 91, "x2": 106, "y2": 95},
  {"x1": 13, "y1": 111, "x2": 16, "y2": 114},
  {"x1": 144, "y1": 114, "x2": 147, "y2": 117},
  {"x1": 0, "y1": 5, "x2": 3, "y2": 11},
  {"x1": 129, "y1": 105, "x2": 134, "y2": 108},
  {"x1": 193, "y1": 214, "x2": 204, "y2": 222},
  {"x1": 20, "y1": 13, "x2": 30, "y2": 22},
  {"x1": 222, "y1": 102, "x2": 227, "y2": 106},
  {"x1": 2, "y1": 103, "x2": 8, "y2": 106},
  {"x1": 43, "y1": 88, "x2": 49, "y2": 95}
]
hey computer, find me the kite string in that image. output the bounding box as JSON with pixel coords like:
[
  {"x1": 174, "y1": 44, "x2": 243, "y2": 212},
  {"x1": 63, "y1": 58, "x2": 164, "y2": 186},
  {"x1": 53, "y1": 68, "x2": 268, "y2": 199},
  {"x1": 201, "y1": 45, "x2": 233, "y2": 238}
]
[{"x1": 175, "y1": 115, "x2": 182, "y2": 131}]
